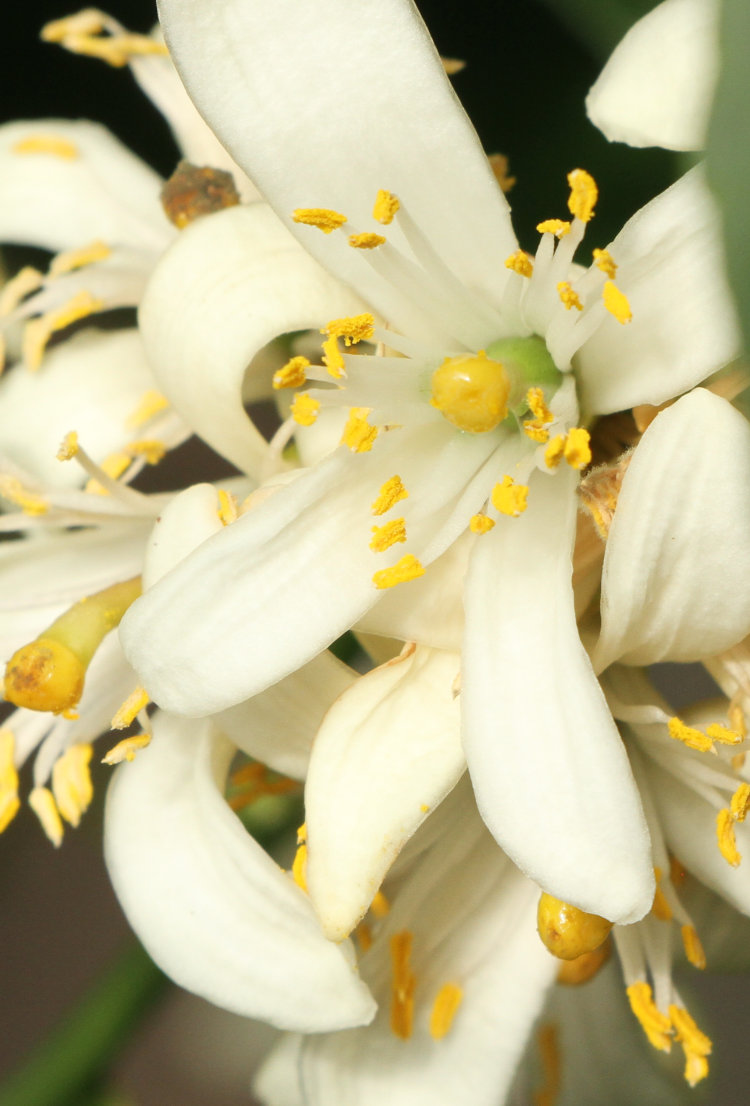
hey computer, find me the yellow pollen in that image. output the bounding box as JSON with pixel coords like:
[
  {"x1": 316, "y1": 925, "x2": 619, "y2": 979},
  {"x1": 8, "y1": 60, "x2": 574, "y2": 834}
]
[
  {"x1": 0, "y1": 730, "x2": 20, "y2": 834},
  {"x1": 668, "y1": 716, "x2": 713, "y2": 753},
  {"x1": 504, "y1": 249, "x2": 533, "y2": 277},
  {"x1": 28, "y1": 786, "x2": 64, "y2": 847},
  {"x1": 733, "y1": 751, "x2": 747, "y2": 771},
  {"x1": 12, "y1": 134, "x2": 79, "y2": 159},
  {"x1": 111, "y1": 686, "x2": 150, "y2": 731},
  {"x1": 23, "y1": 290, "x2": 104, "y2": 371},
  {"x1": 523, "y1": 422, "x2": 550, "y2": 444},
  {"x1": 390, "y1": 930, "x2": 416, "y2": 1040},
  {"x1": 491, "y1": 475, "x2": 529, "y2": 518},
  {"x1": 567, "y1": 169, "x2": 598, "y2": 223},
  {"x1": 217, "y1": 489, "x2": 238, "y2": 526},
  {"x1": 372, "y1": 475, "x2": 408, "y2": 516},
  {"x1": 429, "y1": 983, "x2": 463, "y2": 1040},
  {"x1": 707, "y1": 722, "x2": 743, "y2": 746},
  {"x1": 52, "y1": 743, "x2": 94, "y2": 828},
  {"x1": 342, "y1": 407, "x2": 379, "y2": 453},
  {"x1": 431, "y1": 351, "x2": 510, "y2": 434},
  {"x1": 470, "y1": 513, "x2": 495, "y2": 534},
  {"x1": 681, "y1": 924, "x2": 706, "y2": 970},
  {"x1": 537, "y1": 892, "x2": 613, "y2": 960},
  {"x1": 373, "y1": 190, "x2": 400, "y2": 225},
  {"x1": 102, "y1": 733, "x2": 152, "y2": 766},
  {"x1": 322, "y1": 313, "x2": 374, "y2": 346},
  {"x1": 272, "y1": 355, "x2": 310, "y2": 390},
  {"x1": 126, "y1": 390, "x2": 169, "y2": 429},
  {"x1": 557, "y1": 281, "x2": 583, "y2": 312},
  {"x1": 556, "y1": 945, "x2": 610, "y2": 986},
  {"x1": 85, "y1": 451, "x2": 132, "y2": 495},
  {"x1": 291, "y1": 393, "x2": 320, "y2": 427},
  {"x1": 544, "y1": 435, "x2": 565, "y2": 470},
  {"x1": 292, "y1": 208, "x2": 347, "y2": 233},
  {"x1": 349, "y1": 232, "x2": 386, "y2": 250},
  {"x1": 533, "y1": 1023, "x2": 561, "y2": 1106},
  {"x1": 0, "y1": 266, "x2": 43, "y2": 316},
  {"x1": 56, "y1": 431, "x2": 79, "y2": 461},
  {"x1": 536, "y1": 218, "x2": 571, "y2": 238},
  {"x1": 0, "y1": 475, "x2": 48, "y2": 516},
  {"x1": 563, "y1": 427, "x2": 592, "y2": 470},
  {"x1": 49, "y1": 240, "x2": 111, "y2": 278},
  {"x1": 717, "y1": 808, "x2": 741, "y2": 867},
  {"x1": 373, "y1": 554, "x2": 425, "y2": 590},
  {"x1": 370, "y1": 518, "x2": 407, "y2": 552},
  {"x1": 602, "y1": 281, "x2": 632, "y2": 325},
  {"x1": 128, "y1": 439, "x2": 166, "y2": 465},
  {"x1": 669, "y1": 1004, "x2": 712, "y2": 1087},
  {"x1": 321, "y1": 335, "x2": 345, "y2": 379},
  {"x1": 626, "y1": 981, "x2": 673, "y2": 1052},
  {"x1": 592, "y1": 248, "x2": 617, "y2": 279},
  {"x1": 526, "y1": 387, "x2": 553, "y2": 423},
  {"x1": 730, "y1": 782, "x2": 750, "y2": 822},
  {"x1": 371, "y1": 890, "x2": 390, "y2": 918}
]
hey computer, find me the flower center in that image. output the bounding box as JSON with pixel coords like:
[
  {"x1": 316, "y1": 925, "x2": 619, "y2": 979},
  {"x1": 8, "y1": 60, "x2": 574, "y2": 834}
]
[{"x1": 430, "y1": 351, "x2": 509, "y2": 433}]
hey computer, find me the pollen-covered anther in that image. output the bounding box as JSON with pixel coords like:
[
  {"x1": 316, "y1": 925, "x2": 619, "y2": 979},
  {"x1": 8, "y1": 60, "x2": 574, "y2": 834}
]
[
  {"x1": 370, "y1": 517, "x2": 406, "y2": 552},
  {"x1": 102, "y1": 733, "x2": 152, "y2": 766},
  {"x1": 373, "y1": 554, "x2": 425, "y2": 590},
  {"x1": 292, "y1": 208, "x2": 347, "y2": 233},
  {"x1": 322, "y1": 313, "x2": 374, "y2": 346},
  {"x1": 681, "y1": 925, "x2": 707, "y2": 970},
  {"x1": 470, "y1": 513, "x2": 495, "y2": 534},
  {"x1": 730, "y1": 782, "x2": 750, "y2": 822},
  {"x1": 716, "y1": 807, "x2": 741, "y2": 867},
  {"x1": 23, "y1": 290, "x2": 104, "y2": 371},
  {"x1": 52, "y1": 743, "x2": 94, "y2": 828},
  {"x1": 370, "y1": 890, "x2": 390, "y2": 918},
  {"x1": 668, "y1": 716, "x2": 714, "y2": 753},
  {"x1": 504, "y1": 249, "x2": 533, "y2": 277},
  {"x1": 320, "y1": 335, "x2": 345, "y2": 379},
  {"x1": 342, "y1": 407, "x2": 379, "y2": 453},
  {"x1": 291, "y1": 393, "x2": 320, "y2": 427},
  {"x1": 12, "y1": 134, "x2": 79, "y2": 159},
  {"x1": 372, "y1": 475, "x2": 409, "y2": 516},
  {"x1": 431, "y1": 351, "x2": 510, "y2": 433},
  {"x1": 556, "y1": 944, "x2": 610, "y2": 985},
  {"x1": 707, "y1": 722, "x2": 743, "y2": 746},
  {"x1": 349, "y1": 232, "x2": 386, "y2": 250},
  {"x1": 669, "y1": 1005, "x2": 712, "y2": 1087},
  {"x1": 429, "y1": 983, "x2": 463, "y2": 1040},
  {"x1": 557, "y1": 281, "x2": 583, "y2": 312},
  {"x1": 523, "y1": 387, "x2": 554, "y2": 442},
  {"x1": 651, "y1": 868, "x2": 672, "y2": 921},
  {"x1": 373, "y1": 190, "x2": 400, "y2": 225},
  {"x1": 544, "y1": 435, "x2": 566, "y2": 470},
  {"x1": 603, "y1": 281, "x2": 632, "y2": 325},
  {"x1": 111, "y1": 686, "x2": 150, "y2": 731},
  {"x1": 390, "y1": 931, "x2": 416, "y2": 1039},
  {"x1": 491, "y1": 475, "x2": 529, "y2": 518},
  {"x1": 29, "y1": 786, "x2": 64, "y2": 847},
  {"x1": 567, "y1": 169, "x2": 598, "y2": 223},
  {"x1": 592, "y1": 248, "x2": 617, "y2": 279},
  {"x1": 563, "y1": 427, "x2": 592, "y2": 470},
  {"x1": 536, "y1": 219, "x2": 571, "y2": 239},
  {"x1": 41, "y1": 12, "x2": 168, "y2": 67},
  {"x1": 537, "y1": 893, "x2": 613, "y2": 960},
  {"x1": 0, "y1": 730, "x2": 20, "y2": 834},
  {"x1": 627, "y1": 981, "x2": 673, "y2": 1052}
]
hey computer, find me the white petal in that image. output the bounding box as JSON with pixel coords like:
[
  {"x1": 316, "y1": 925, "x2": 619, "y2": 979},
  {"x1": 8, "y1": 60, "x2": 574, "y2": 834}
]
[
  {"x1": 463, "y1": 468, "x2": 654, "y2": 923},
  {"x1": 158, "y1": 0, "x2": 516, "y2": 334},
  {"x1": 0, "y1": 120, "x2": 171, "y2": 253},
  {"x1": 139, "y1": 202, "x2": 365, "y2": 477},
  {"x1": 306, "y1": 645, "x2": 465, "y2": 940},
  {"x1": 595, "y1": 389, "x2": 750, "y2": 670},
  {"x1": 255, "y1": 1034, "x2": 305, "y2": 1106},
  {"x1": 576, "y1": 167, "x2": 740, "y2": 414},
  {"x1": 142, "y1": 483, "x2": 225, "y2": 589},
  {"x1": 104, "y1": 711, "x2": 376, "y2": 1030},
  {"x1": 586, "y1": 0, "x2": 719, "y2": 152}
]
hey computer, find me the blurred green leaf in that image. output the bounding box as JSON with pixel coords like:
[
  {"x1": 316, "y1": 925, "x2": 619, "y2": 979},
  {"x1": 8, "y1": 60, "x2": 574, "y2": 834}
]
[{"x1": 533, "y1": 0, "x2": 660, "y2": 59}]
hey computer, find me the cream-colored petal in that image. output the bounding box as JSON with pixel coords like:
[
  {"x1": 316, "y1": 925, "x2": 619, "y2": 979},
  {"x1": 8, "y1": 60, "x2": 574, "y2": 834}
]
[{"x1": 142, "y1": 483, "x2": 226, "y2": 590}]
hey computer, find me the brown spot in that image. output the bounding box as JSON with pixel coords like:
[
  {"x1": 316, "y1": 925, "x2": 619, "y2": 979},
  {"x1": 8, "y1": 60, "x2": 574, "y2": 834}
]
[{"x1": 161, "y1": 161, "x2": 240, "y2": 229}]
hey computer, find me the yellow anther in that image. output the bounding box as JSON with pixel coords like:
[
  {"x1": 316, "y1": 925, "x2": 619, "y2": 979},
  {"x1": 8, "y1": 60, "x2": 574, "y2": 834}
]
[
  {"x1": 602, "y1": 281, "x2": 632, "y2": 325},
  {"x1": 322, "y1": 313, "x2": 374, "y2": 346},
  {"x1": 556, "y1": 945, "x2": 610, "y2": 986},
  {"x1": 544, "y1": 434, "x2": 566, "y2": 470},
  {"x1": 111, "y1": 685, "x2": 150, "y2": 731},
  {"x1": 341, "y1": 407, "x2": 379, "y2": 453},
  {"x1": 557, "y1": 281, "x2": 583, "y2": 312},
  {"x1": 669, "y1": 1005, "x2": 712, "y2": 1087},
  {"x1": 291, "y1": 393, "x2": 320, "y2": 427},
  {"x1": 567, "y1": 169, "x2": 598, "y2": 223},
  {"x1": 504, "y1": 249, "x2": 533, "y2": 277},
  {"x1": 563, "y1": 427, "x2": 592, "y2": 470},
  {"x1": 491, "y1": 475, "x2": 529, "y2": 518},
  {"x1": 537, "y1": 892, "x2": 613, "y2": 960},
  {"x1": 523, "y1": 422, "x2": 550, "y2": 443},
  {"x1": 526, "y1": 387, "x2": 554, "y2": 423},
  {"x1": 371, "y1": 890, "x2": 390, "y2": 918},
  {"x1": 707, "y1": 722, "x2": 743, "y2": 746},
  {"x1": 321, "y1": 335, "x2": 345, "y2": 379},
  {"x1": 431, "y1": 351, "x2": 510, "y2": 434},
  {"x1": 217, "y1": 489, "x2": 238, "y2": 526},
  {"x1": 102, "y1": 733, "x2": 152, "y2": 766},
  {"x1": 272, "y1": 355, "x2": 309, "y2": 390},
  {"x1": 470, "y1": 513, "x2": 495, "y2": 534},
  {"x1": 533, "y1": 1023, "x2": 561, "y2": 1106},
  {"x1": 373, "y1": 190, "x2": 400, "y2": 225},
  {"x1": 44, "y1": 16, "x2": 169, "y2": 67},
  {"x1": 348, "y1": 232, "x2": 386, "y2": 250},
  {"x1": 372, "y1": 554, "x2": 425, "y2": 590},
  {"x1": 0, "y1": 730, "x2": 20, "y2": 834},
  {"x1": 356, "y1": 921, "x2": 373, "y2": 952},
  {"x1": 729, "y1": 700, "x2": 747, "y2": 738},
  {"x1": 730, "y1": 782, "x2": 750, "y2": 822},
  {"x1": 56, "y1": 431, "x2": 79, "y2": 461},
  {"x1": 52, "y1": 743, "x2": 94, "y2": 827},
  {"x1": 371, "y1": 475, "x2": 408, "y2": 516},
  {"x1": 28, "y1": 786, "x2": 64, "y2": 847},
  {"x1": 733, "y1": 751, "x2": 747, "y2": 771},
  {"x1": 49, "y1": 240, "x2": 111, "y2": 278},
  {"x1": 370, "y1": 518, "x2": 407, "y2": 552},
  {"x1": 536, "y1": 219, "x2": 571, "y2": 238},
  {"x1": 85, "y1": 451, "x2": 132, "y2": 495},
  {"x1": 390, "y1": 930, "x2": 416, "y2": 1040},
  {"x1": 626, "y1": 981, "x2": 673, "y2": 1052},
  {"x1": 592, "y1": 248, "x2": 617, "y2": 279},
  {"x1": 0, "y1": 266, "x2": 43, "y2": 316},
  {"x1": 292, "y1": 208, "x2": 347, "y2": 233},
  {"x1": 681, "y1": 924, "x2": 706, "y2": 970},
  {"x1": 292, "y1": 823, "x2": 308, "y2": 891},
  {"x1": 12, "y1": 134, "x2": 79, "y2": 159},
  {"x1": 668, "y1": 716, "x2": 713, "y2": 753},
  {"x1": 127, "y1": 439, "x2": 166, "y2": 465},
  {"x1": 717, "y1": 808, "x2": 741, "y2": 867},
  {"x1": 126, "y1": 390, "x2": 169, "y2": 429},
  {"x1": 0, "y1": 475, "x2": 48, "y2": 516},
  {"x1": 23, "y1": 290, "x2": 104, "y2": 371},
  {"x1": 429, "y1": 983, "x2": 463, "y2": 1040},
  {"x1": 651, "y1": 881, "x2": 672, "y2": 922}
]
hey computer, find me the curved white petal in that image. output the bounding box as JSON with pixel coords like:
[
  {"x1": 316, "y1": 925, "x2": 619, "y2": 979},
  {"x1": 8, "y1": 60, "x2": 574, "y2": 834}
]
[
  {"x1": 586, "y1": 0, "x2": 719, "y2": 152},
  {"x1": 306, "y1": 645, "x2": 465, "y2": 940},
  {"x1": 142, "y1": 483, "x2": 225, "y2": 589},
  {"x1": 139, "y1": 202, "x2": 365, "y2": 477},
  {"x1": 104, "y1": 711, "x2": 376, "y2": 1031},
  {"x1": 576, "y1": 168, "x2": 740, "y2": 414},
  {"x1": 0, "y1": 120, "x2": 171, "y2": 253},
  {"x1": 595, "y1": 389, "x2": 750, "y2": 670},
  {"x1": 463, "y1": 468, "x2": 654, "y2": 923},
  {"x1": 157, "y1": 0, "x2": 516, "y2": 334}
]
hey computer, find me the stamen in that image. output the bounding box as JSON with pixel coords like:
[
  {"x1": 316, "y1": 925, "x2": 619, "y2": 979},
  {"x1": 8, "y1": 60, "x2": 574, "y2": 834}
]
[
  {"x1": 0, "y1": 730, "x2": 20, "y2": 833},
  {"x1": 563, "y1": 428, "x2": 592, "y2": 470},
  {"x1": 111, "y1": 686, "x2": 150, "y2": 730},
  {"x1": 128, "y1": 439, "x2": 166, "y2": 466},
  {"x1": 217, "y1": 489, "x2": 238, "y2": 526},
  {"x1": 371, "y1": 475, "x2": 409, "y2": 516},
  {"x1": 292, "y1": 823, "x2": 308, "y2": 891},
  {"x1": 491, "y1": 475, "x2": 529, "y2": 518},
  {"x1": 370, "y1": 518, "x2": 406, "y2": 552},
  {"x1": 292, "y1": 208, "x2": 347, "y2": 233},
  {"x1": 429, "y1": 983, "x2": 463, "y2": 1040},
  {"x1": 536, "y1": 219, "x2": 571, "y2": 238},
  {"x1": 371, "y1": 890, "x2": 390, "y2": 918},
  {"x1": 49, "y1": 240, "x2": 111, "y2": 278},
  {"x1": 372, "y1": 555, "x2": 425, "y2": 590},
  {"x1": 544, "y1": 435, "x2": 566, "y2": 470},
  {"x1": 592, "y1": 248, "x2": 617, "y2": 279},
  {"x1": 626, "y1": 981, "x2": 672, "y2": 1052},
  {"x1": 556, "y1": 945, "x2": 610, "y2": 985},
  {"x1": 0, "y1": 476, "x2": 48, "y2": 516},
  {"x1": 651, "y1": 868, "x2": 672, "y2": 922},
  {"x1": 85, "y1": 451, "x2": 131, "y2": 494},
  {"x1": 668, "y1": 716, "x2": 713, "y2": 754},
  {"x1": 126, "y1": 390, "x2": 170, "y2": 429},
  {"x1": 669, "y1": 1005, "x2": 712, "y2": 1087},
  {"x1": 321, "y1": 335, "x2": 345, "y2": 379},
  {"x1": 42, "y1": 12, "x2": 169, "y2": 67},
  {"x1": 602, "y1": 281, "x2": 632, "y2": 325},
  {"x1": 51, "y1": 743, "x2": 93, "y2": 827},
  {"x1": 291, "y1": 394, "x2": 320, "y2": 427},
  {"x1": 567, "y1": 169, "x2": 598, "y2": 223},
  {"x1": 707, "y1": 722, "x2": 743, "y2": 747},
  {"x1": 12, "y1": 134, "x2": 78, "y2": 159},
  {"x1": 537, "y1": 892, "x2": 613, "y2": 960},
  {"x1": 23, "y1": 290, "x2": 104, "y2": 370},
  {"x1": 430, "y1": 351, "x2": 510, "y2": 434},
  {"x1": 0, "y1": 267, "x2": 44, "y2": 316},
  {"x1": 322, "y1": 314, "x2": 375, "y2": 346},
  {"x1": 504, "y1": 250, "x2": 533, "y2": 278},
  {"x1": 341, "y1": 407, "x2": 379, "y2": 453},
  {"x1": 102, "y1": 733, "x2": 152, "y2": 765},
  {"x1": 349, "y1": 232, "x2": 386, "y2": 250},
  {"x1": 28, "y1": 786, "x2": 64, "y2": 847},
  {"x1": 373, "y1": 190, "x2": 400, "y2": 225},
  {"x1": 390, "y1": 930, "x2": 416, "y2": 1039},
  {"x1": 730, "y1": 782, "x2": 750, "y2": 821},
  {"x1": 272, "y1": 356, "x2": 310, "y2": 390},
  {"x1": 556, "y1": 281, "x2": 583, "y2": 312},
  {"x1": 681, "y1": 925, "x2": 706, "y2": 970},
  {"x1": 470, "y1": 513, "x2": 495, "y2": 534},
  {"x1": 716, "y1": 808, "x2": 741, "y2": 866}
]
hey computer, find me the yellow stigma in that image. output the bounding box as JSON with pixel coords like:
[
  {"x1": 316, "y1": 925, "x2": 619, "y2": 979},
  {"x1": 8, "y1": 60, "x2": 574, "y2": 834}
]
[
  {"x1": 557, "y1": 281, "x2": 583, "y2": 312},
  {"x1": 12, "y1": 134, "x2": 79, "y2": 159},
  {"x1": 556, "y1": 945, "x2": 610, "y2": 986},
  {"x1": 567, "y1": 168, "x2": 598, "y2": 223},
  {"x1": 429, "y1": 983, "x2": 463, "y2": 1040},
  {"x1": 372, "y1": 554, "x2": 425, "y2": 590},
  {"x1": 292, "y1": 208, "x2": 347, "y2": 233},
  {"x1": 536, "y1": 218, "x2": 571, "y2": 238},
  {"x1": 348, "y1": 232, "x2": 386, "y2": 249},
  {"x1": 371, "y1": 475, "x2": 408, "y2": 516},
  {"x1": 592, "y1": 248, "x2": 617, "y2": 278},
  {"x1": 491, "y1": 475, "x2": 529, "y2": 518},
  {"x1": 322, "y1": 313, "x2": 374, "y2": 346},
  {"x1": 430, "y1": 351, "x2": 510, "y2": 434},
  {"x1": 602, "y1": 281, "x2": 632, "y2": 325},
  {"x1": 291, "y1": 393, "x2": 320, "y2": 427},
  {"x1": 370, "y1": 518, "x2": 407, "y2": 552},
  {"x1": 537, "y1": 892, "x2": 613, "y2": 960},
  {"x1": 390, "y1": 931, "x2": 416, "y2": 1039},
  {"x1": 504, "y1": 250, "x2": 533, "y2": 278},
  {"x1": 0, "y1": 730, "x2": 20, "y2": 834},
  {"x1": 373, "y1": 190, "x2": 400, "y2": 225},
  {"x1": 626, "y1": 981, "x2": 672, "y2": 1052},
  {"x1": 341, "y1": 407, "x2": 378, "y2": 453},
  {"x1": 272, "y1": 355, "x2": 309, "y2": 390}
]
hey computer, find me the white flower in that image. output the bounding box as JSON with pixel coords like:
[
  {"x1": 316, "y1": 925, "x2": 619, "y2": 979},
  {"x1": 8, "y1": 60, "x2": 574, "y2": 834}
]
[{"x1": 118, "y1": 0, "x2": 750, "y2": 924}]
